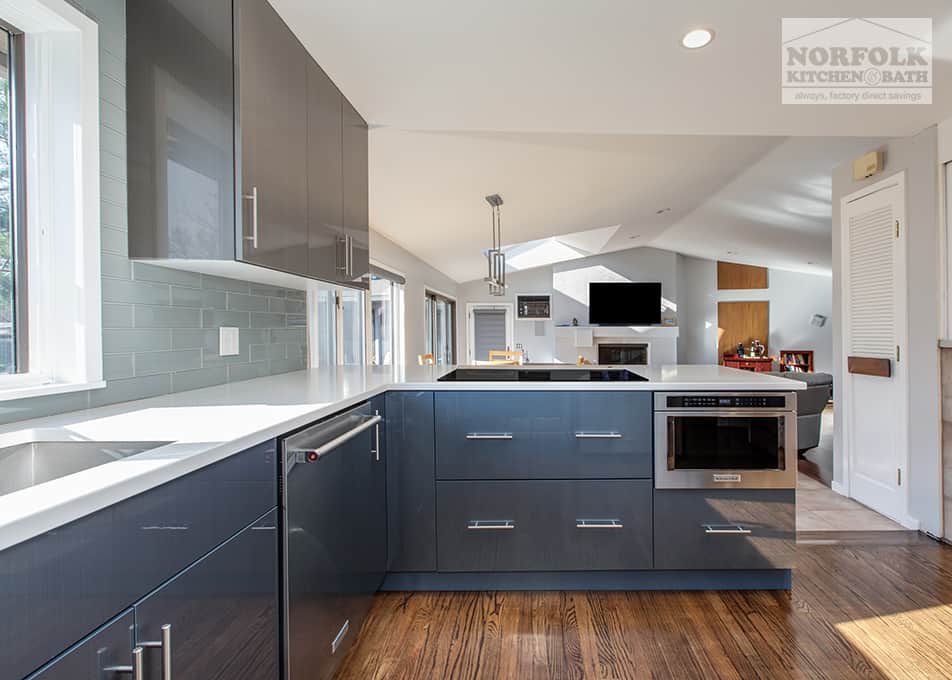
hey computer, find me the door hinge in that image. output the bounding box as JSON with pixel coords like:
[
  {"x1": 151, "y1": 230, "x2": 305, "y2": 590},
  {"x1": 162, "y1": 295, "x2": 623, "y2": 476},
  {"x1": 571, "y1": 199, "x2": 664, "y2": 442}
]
[
  {"x1": 897, "y1": 468, "x2": 902, "y2": 486},
  {"x1": 896, "y1": 220, "x2": 900, "y2": 238}
]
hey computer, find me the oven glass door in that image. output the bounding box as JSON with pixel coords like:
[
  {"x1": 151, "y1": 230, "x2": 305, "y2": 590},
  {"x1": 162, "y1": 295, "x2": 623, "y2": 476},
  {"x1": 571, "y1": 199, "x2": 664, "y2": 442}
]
[{"x1": 667, "y1": 414, "x2": 785, "y2": 471}]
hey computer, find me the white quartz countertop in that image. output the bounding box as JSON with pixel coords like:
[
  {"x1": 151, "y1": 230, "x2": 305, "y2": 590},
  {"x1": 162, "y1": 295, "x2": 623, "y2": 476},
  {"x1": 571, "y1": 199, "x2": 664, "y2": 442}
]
[{"x1": 0, "y1": 364, "x2": 801, "y2": 552}]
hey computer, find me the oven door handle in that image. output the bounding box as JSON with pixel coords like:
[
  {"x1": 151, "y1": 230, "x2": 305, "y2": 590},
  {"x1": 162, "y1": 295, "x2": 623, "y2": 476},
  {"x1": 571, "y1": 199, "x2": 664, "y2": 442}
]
[{"x1": 656, "y1": 410, "x2": 793, "y2": 417}]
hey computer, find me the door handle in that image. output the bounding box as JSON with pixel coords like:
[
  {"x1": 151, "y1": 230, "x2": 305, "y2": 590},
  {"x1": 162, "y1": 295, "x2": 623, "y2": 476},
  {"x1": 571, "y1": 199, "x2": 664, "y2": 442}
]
[
  {"x1": 103, "y1": 646, "x2": 145, "y2": 680},
  {"x1": 139, "y1": 624, "x2": 172, "y2": 680},
  {"x1": 703, "y1": 524, "x2": 751, "y2": 535},
  {"x1": 575, "y1": 432, "x2": 623, "y2": 439},
  {"x1": 242, "y1": 187, "x2": 258, "y2": 248},
  {"x1": 576, "y1": 519, "x2": 624, "y2": 529},
  {"x1": 288, "y1": 415, "x2": 383, "y2": 461},
  {"x1": 465, "y1": 433, "x2": 513, "y2": 440},
  {"x1": 467, "y1": 520, "x2": 515, "y2": 530}
]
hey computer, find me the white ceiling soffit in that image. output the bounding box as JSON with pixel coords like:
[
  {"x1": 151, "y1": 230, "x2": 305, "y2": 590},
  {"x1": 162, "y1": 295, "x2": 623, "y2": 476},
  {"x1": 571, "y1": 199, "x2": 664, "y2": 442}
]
[
  {"x1": 651, "y1": 136, "x2": 884, "y2": 275},
  {"x1": 369, "y1": 130, "x2": 783, "y2": 282},
  {"x1": 270, "y1": 0, "x2": 952, "y2": 137}
]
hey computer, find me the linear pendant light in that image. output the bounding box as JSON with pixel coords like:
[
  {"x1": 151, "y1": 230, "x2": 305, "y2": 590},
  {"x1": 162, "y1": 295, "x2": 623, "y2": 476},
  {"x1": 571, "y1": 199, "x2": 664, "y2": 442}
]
[{"x1": 484, "y1": 194, "x2": 506, "y2": 295}]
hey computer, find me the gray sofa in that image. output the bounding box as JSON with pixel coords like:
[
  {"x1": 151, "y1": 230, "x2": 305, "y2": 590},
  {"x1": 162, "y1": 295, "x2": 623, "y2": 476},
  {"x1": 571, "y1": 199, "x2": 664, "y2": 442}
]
[{"x1": 769, "y1": 371, "x2": 833, "y2": 453}]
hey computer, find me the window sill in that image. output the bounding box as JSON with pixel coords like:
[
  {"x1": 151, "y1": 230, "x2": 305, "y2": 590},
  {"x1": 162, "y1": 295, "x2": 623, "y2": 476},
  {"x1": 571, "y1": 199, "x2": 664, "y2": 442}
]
[{"x1": 0, "y1": 380, "x2": 106, "y2": 402}]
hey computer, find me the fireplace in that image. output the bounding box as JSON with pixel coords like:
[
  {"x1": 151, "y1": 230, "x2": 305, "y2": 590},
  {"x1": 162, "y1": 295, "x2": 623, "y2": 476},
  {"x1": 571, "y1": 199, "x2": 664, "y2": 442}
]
[{"x1": 598, "y1": 343, "x2": 648, "y2": 365}]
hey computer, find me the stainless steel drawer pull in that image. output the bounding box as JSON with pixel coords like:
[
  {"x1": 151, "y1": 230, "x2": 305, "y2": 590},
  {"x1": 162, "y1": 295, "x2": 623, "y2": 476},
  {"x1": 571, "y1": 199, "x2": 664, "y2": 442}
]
[
  {"x1": 703, "y1": 524, "x2": 752, "y2": 535},
  {"x1": 467, "y1": 520, "x2": 515, "y2": 530},
  {"x1": 288, "y1": 415, "x2": 383, "y2": 461},
  {"x1": 575, "y1": 432, "x2": 623, "y2": 439},
  {"x1": 103, "y1": 646, "x2": 145, "y2": 680},
  {"x1": 139, "y1": 624, "x2": 172, "y2": 680},
  {"x1": 576, "y1": 519, "x2": 624, "y2": 529},
  {"x1": 465, "y1": 433, "x2": 513, "y2": 440}
]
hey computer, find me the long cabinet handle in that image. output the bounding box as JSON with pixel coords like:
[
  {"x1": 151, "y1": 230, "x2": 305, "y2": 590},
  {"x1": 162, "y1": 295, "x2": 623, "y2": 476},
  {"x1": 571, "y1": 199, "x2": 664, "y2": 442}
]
[
  {"x1": 703, "y1": 524, "x2": 752, "y2": 535},
  {"x1": 575, "y1": 432, "x2": 623, "y2": 439},
  {"x1": 576, "y1": 519, "x2": 624, "y2": 529},
  {"x1": 103, "y1": 646, "x2": 145, "y2": 680},
  {"x1": 465, "y1": 433, "x2": 513, "y2": 440},
  {"x1": 289, "y1": 415, "x2": 383, "y2": 461},
  {"x1": 372, "y1": 410, "x2": 381, "y2": 461},
  {"x1": 242, "y1": 186, "x2": 258, "y2": 248},
  {"x1": 336, "y1": 236, "x2": 347, "y2": 273},
  {"x1": 467, "y1": 520, "x2": 515, "y2": 530},
  {"x1": 139, "y1": 624, "x2": 172, "y2": 680}
]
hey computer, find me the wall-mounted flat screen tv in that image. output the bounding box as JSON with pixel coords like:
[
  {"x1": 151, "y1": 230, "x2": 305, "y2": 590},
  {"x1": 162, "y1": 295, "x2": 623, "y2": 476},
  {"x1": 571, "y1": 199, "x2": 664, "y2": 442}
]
[{"x1": 588, "y1": 282, "x2": 662, "y2": 325}]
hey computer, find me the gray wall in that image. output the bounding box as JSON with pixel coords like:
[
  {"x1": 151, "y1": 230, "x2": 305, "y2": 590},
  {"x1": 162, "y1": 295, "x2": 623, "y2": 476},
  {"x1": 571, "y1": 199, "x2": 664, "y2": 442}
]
[
  {"x1": 0, "y1": 0, "x2": 307, "y2": 426},
  {"x1": 676, "y1": 256, "x2": 833, "y2": 373},
  {"x1": 832, "y1": 126, "x2": 941, "y2": 535},
  {"x1": 369, "y1": 230, "x2": 459, "y2": 365}
]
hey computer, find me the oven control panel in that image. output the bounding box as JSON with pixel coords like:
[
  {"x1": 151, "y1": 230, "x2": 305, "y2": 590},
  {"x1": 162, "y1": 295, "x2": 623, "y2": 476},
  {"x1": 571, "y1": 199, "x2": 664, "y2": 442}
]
[{"x1": 666, "y1": 395, "x2": 787, "y2": 409}]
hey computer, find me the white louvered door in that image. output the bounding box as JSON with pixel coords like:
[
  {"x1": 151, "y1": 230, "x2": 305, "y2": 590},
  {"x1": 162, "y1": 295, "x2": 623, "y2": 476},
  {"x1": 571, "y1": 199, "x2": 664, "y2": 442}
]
[{"x1": 842, "y1": 177, "x2": 907, "y2": 524}]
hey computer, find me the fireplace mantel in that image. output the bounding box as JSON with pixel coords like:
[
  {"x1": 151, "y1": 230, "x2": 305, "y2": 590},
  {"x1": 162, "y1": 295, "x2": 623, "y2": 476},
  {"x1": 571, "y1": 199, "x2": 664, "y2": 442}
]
[{"x1": 553, "y1": 325, "x2": 679, "y2": 366}]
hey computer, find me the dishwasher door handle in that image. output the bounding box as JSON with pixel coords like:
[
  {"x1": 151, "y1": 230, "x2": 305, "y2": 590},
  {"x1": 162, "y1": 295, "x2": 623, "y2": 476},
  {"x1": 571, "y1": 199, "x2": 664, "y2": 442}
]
[{"x1": 288, "y1": 415, "x2": 383, "y2": 460}]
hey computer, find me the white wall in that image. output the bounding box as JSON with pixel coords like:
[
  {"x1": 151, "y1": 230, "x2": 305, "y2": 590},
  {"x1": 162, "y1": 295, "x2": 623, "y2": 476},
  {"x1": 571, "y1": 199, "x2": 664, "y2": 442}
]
[
  {"x1": 675, "y1": 256, "x2": 833, "y2": 372},
  {"x1": 457, "y1": 246, "x2": 832, "y2": 369},
  {"x1": 831, "y1": 126, "x2": 941, "y2": 536},
  {"x1": 369, "y1": 230, "x2": 459, "y2": 365},
  {"x1": 457, "y1": 266, "x2": 556, "y2": 363}
]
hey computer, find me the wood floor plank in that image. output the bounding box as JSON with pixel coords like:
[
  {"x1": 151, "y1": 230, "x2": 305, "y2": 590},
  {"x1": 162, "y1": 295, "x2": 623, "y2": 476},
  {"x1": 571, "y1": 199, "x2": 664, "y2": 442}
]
[{"x1": 336, "y1": 532, "x2": 952, "y2": 680}]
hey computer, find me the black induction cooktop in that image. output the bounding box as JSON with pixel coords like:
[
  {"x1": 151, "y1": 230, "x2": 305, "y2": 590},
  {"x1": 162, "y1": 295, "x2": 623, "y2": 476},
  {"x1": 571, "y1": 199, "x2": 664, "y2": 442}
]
[{"x1": 437, "y1": 368, "x2": 649, "y2": 382}]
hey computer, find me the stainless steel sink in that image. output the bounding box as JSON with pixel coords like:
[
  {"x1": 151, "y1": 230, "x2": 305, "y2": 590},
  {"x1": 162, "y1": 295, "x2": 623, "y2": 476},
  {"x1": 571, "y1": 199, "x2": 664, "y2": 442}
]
[{"x1": 0, "y1": 440, "x2": 172, "y2": 497}]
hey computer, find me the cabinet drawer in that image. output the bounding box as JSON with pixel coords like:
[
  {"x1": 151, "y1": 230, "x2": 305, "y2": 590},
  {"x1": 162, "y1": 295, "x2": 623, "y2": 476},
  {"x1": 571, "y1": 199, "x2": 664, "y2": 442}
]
[
  {"x1": 436, "y1": 480, "x2": 652, "y2": 572},
  {"x1": 435, "y1": 392, "x2": 651, "y2": 479},
  {"x1": 26, "y1": 610, "x2": 134, "y2": 680},
  {"x1": 654, "y1": 490, "x2": 795, "y2": 570}
]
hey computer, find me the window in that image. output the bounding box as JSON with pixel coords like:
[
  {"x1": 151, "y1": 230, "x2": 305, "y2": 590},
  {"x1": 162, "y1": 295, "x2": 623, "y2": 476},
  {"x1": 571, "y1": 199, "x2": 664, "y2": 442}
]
[
  {"x1": 369, "y1": 268, "x2": 405, "y2": 366},
  {"x1": 0, "y1": 0, "x2": 102, "y2": 400},
  {"x1": 0, "y1": 26, "x2": 24, "y2": 375},
  {"x1": 425, "y1": 290, "x2": 456, "y2": 365},
  {"x1": 339, "y1": 288, "x2": 365, "y2": 366},
  {"x1": 307, "y1": 284, "x2": 367, "y2": 367}
]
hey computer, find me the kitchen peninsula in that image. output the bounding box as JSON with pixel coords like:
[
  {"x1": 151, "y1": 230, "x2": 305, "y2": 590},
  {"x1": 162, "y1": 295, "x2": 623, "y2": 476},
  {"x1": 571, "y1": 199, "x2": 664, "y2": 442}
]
[{"x1": 1, "y1": 364, "x2": 802, "y2": 680}]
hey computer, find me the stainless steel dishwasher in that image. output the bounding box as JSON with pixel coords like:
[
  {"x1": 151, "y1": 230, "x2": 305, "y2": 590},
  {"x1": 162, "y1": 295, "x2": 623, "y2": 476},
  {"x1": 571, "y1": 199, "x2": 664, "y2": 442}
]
[{"x1": 280, "y1": 402, "x2": 386, "y2": 680}]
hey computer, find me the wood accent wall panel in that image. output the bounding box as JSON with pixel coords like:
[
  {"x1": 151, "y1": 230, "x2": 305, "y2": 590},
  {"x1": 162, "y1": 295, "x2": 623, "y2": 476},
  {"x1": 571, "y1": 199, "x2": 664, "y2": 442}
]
[
  {"x1": 717, "y1": 261, "x2": 768, "y2": 290},
  {"x1": 717, "y1": 301, "x2": 769, "y2": 363}
]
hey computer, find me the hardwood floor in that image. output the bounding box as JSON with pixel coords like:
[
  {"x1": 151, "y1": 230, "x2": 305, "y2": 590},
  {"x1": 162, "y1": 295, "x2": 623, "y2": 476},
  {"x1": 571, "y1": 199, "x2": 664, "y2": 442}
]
[{"x1": 335, "y1": 532, "x2": 952, "y2": 679}]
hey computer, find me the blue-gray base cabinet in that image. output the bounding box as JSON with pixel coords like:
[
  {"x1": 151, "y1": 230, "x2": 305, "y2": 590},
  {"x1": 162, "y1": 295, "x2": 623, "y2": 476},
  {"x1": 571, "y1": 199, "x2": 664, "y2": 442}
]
[
  {"x1": 436, "y1": 480, "x2": 653, "y2": 572},
  {"x1": 3, "y1": 441, "x2": 278, "y2": 680},
  {"x1": 653, "y1": 490, "x2": 796, "y2": 571}
]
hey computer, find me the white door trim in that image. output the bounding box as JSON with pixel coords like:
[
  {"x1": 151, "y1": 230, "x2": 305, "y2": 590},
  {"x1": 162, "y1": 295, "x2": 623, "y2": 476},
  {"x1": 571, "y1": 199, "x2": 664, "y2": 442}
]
[
  {"x1": 466, "y1": 302, "x2": 515, "y2": 363},
  {"x1": 839, "y1": 171, "x2": 914, "y2": 527}
]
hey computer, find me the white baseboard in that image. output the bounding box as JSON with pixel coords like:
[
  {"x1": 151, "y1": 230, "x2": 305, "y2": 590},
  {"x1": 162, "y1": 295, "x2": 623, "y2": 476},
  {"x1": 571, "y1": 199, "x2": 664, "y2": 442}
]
[{"x1": 830, "y1": 480, "x2": 848, "y2": 496}]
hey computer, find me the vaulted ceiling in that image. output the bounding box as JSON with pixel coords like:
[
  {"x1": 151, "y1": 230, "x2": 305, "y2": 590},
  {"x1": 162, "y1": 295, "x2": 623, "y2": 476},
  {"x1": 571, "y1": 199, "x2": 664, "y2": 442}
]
[{"x1": 271, "y1": 0, "x2": 952, "y2": 281}]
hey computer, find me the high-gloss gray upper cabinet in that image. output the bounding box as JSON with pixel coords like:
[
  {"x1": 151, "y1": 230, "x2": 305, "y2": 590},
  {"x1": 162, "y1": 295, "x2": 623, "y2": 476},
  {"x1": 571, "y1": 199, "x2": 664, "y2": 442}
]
[
  {"x1": 342, "y1": 99, "x2": 370, "y2": 282},
  {"x1": 127, "y1": 0, "x2": 369, "y2": 287},
  {"x1": 307, "y1": 60, "x2": 344, "y2": 281},
  {"x1": 236, "y1": 0, "x2": 308, "y2": 275}
]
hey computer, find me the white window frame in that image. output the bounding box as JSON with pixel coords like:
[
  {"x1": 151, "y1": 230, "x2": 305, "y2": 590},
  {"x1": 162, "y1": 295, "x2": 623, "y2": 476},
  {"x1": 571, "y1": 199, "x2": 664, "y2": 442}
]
[
  {"x1": 0, "y1": 0, "x2": 102, "y2": 400},
  {"x1": 306, "y1": 282, "x2": 369, "y2": 368}
]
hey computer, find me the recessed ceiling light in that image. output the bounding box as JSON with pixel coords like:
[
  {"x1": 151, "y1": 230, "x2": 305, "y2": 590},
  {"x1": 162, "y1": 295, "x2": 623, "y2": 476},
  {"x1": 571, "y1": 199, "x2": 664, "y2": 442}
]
[{"x1": 682, "y1": 28, "x2": 714, "y2": 49}]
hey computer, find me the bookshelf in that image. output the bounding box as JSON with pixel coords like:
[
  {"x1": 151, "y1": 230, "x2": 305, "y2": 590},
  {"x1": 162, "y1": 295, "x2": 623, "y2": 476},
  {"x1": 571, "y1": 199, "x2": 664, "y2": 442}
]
[{"x1": 780, "y1": 350, "x2": 814, "y2": 373}]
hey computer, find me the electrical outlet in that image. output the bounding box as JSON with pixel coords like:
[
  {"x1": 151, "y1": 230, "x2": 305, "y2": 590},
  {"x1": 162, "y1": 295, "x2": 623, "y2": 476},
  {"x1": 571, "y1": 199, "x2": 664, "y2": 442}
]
[{"x1": 219, "y1": 327, "x2": 240, "y2": 356}]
